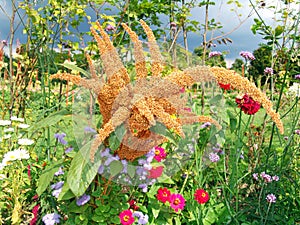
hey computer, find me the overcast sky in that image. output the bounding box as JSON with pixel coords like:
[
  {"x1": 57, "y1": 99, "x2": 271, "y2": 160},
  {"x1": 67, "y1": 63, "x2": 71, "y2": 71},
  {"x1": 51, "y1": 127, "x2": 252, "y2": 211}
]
[{"x1": 0, "y1": 0, "x2": 298, "y2": 66}]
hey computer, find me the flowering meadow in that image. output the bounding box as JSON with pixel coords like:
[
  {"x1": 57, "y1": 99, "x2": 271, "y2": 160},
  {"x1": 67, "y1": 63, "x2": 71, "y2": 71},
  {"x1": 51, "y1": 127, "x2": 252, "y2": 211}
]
[{"x1": 0, "y1": 0, "x2": 300, "y2": 224}]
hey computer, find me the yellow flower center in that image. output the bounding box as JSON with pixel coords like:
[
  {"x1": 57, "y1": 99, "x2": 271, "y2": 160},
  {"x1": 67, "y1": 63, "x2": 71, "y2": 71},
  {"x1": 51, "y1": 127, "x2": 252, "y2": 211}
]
[
  {"x1": 155, "y1": 149, "x2": 160, "y2": 155},
  {"x1": 202, "y1": 193, "x2": 206, "y2": 197},
  {"x1": 174, "y1": 198, "x2": 180, "y2": 205},
  {"x1": 123, "y1": 215, "x2": 129, "y2": 222}
]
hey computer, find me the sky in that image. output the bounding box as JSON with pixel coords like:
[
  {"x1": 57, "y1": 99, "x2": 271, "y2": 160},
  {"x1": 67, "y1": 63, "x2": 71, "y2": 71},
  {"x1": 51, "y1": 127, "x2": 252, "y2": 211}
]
[{"x1": 0, "y1": 0, "x2": 299, "y2": 67}]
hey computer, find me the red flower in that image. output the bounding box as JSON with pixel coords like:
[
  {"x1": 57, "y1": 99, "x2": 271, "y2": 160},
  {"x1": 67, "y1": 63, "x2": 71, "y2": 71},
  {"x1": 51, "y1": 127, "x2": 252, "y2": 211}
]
[
  {"x1": 29, "y1": 204, "x2": 39, "y2": 225},
  {"x1": 148, "y1": 166, "x2": 164, "y2": 179},
  {"x1": 194, "y1": 189, "x2": 209, "y2": 204},
  {"x1": 156, "y1": 187, "x2": 171, "y2": 203},
  {"x1": 236, "y1": 94, "x2": 260, "y2": 115},
  {"x1": 119, "y1": 209, "x2": 135, "y2": 225},
  {"x1": 218, "y1": 82, "x2": 231, "y2": 90},
  {"x1": 128, "y1": 199, "x2": 139, "y2": 211},
  {"x1": 169, "y1": 193, "x2": 185, "y2": 212},
  {"x1": 154, "y1": 146, "x2": 167, "y2": 162}
]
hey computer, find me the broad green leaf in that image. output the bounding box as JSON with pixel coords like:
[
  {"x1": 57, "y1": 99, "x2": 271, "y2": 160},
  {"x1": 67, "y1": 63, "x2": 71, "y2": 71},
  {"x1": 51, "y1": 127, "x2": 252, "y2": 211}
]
[
  {"x1": 36, "y1": 159, "x2": 64, "y2": 196},
  {"x1": 109, "y1": 160, "x2": 123, "y2": 177},
  {"x1": 67, "y1": 143, "x2": 102, "y2": 196},
  {"x1": 67, "y1": 200, "x2": 89, "y2": 213},
  {"x1": 127, "y1": 165, "x2": 136, "y2": 179},
  {"x1": 58, "y1": 182, "x2": 75, "y2": 201}
]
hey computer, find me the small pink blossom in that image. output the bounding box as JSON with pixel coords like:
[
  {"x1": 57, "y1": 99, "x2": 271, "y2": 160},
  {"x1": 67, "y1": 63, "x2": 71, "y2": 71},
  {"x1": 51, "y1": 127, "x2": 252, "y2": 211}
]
[{"x1": 266, "y1": 194, "x2": 276, "y2": 203}]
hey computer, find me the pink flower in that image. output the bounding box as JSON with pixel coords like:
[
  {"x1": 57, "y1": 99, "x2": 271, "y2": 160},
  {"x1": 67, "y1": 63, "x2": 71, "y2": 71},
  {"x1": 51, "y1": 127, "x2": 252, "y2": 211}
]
[
  {"x1": 240, "y1": 51, "x2": 255, "y2": 60},
  {"x1": 208, "y1": 152, "x2": 220, "y2": 163},
  {"x1": 154, "y1": 146, "x2": 167, "y2": 162},
  {"x1": 266, "y1": 194, "x2": 276, "y2": 203},
  {"x1": 252, "y1": 173, "x2": 259, "y2": 180},
  {"x1": 209, "y1": 51, "x2": 222, "y2": 58},
  {"x1": 29, "y1": 204, "x2": 39, "y2": 225},
  {"x1": 194, "y1": 189, "x2": 209, "y2": 204},
  {"x1": 264, "y1": 67, "x2": 273, "y2": 75},
  {"x1": 119, "y1": 209, "x2": 135, "y2": 225},
  {"x1": 148, "y1": 166, "x2": 164, "y2": 179},
  {"x1": 156, "y1": 187, "x2": 171, "y2": 203},
  {"x1": 169, "y1": 193, "x2": 185, "y2": 212}
]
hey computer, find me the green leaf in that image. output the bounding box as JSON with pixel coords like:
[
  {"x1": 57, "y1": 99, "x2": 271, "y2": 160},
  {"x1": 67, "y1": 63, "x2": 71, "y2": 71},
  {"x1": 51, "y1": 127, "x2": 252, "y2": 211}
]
[
  {"x1": 127, "y1": 165, "x2": 136, "y2": 178},
  {"x1": 67, "y1": 143, "x2": 102, "y2": 196},
  {"x1": 109, "y1": 124, "x2": 125, "y2": 151},
  {"x1": 274, "y1": 25, "x2": 284, "y2": 36},
  {"x1": 36, "y1": 159, "x2": 64, "y2": 196},
  {"x1": 209, "y1": 94, "x2": 222, "y2": 104},
  {"x1": 67, "y1": 200, "x2": 89, "y2": 213},
  {"x1": 60, "y1": 62, "x2": 90, "y2": 78},
  {"x1": 58, "y1": 182, "x2": 75, "y2": 201},
  {"x1": 109, "y1": 160, "x2": 123, "y2": 177}
]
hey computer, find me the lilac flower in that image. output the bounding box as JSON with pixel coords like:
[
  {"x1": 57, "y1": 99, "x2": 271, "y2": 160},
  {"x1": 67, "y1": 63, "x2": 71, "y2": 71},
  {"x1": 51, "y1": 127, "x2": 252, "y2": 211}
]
[
  {"x1": 54, "y1": 133, "x2": 67, "y2": 145},
  {"x1": 65, "y1": 147, "x2": 73, "y2": 153},
  {"x1": 42, "y1": 213, "x2": 61, "y2": 225},
  {"x1": 76, "y1": 194, "x2": 91, "y2": 206},
  {"x1": 138, "y1": 183, "x2": 148, "y2": 192},
  {"x1": 84, "y1": 126, "x2": 97, "y2": 133},
  {"x1": 98, "y1": 165, "x2": 104, "y2": 174},
  {"x1": 133, "y1": 211, "x2": 149, "y2": 225},
  {"x1": 209, "y1": 51, "x2": 222, "y2": 58},
  {"x1": 295, "y1": 74, "x2": 300, "y2": 80},
  {"x1": 52, "y1": 188, "x2": 62, "y2": 198},
  {"x1": 201, "y1": 122, "x2": 211, "y2": 128},
  {"x1": 208, "y1": 152, "x2": 220, "y2": 163},
  {"x1": 253, "y1": 173, "x2": 259, "y2": 180},
  {"x1": 105, "y1": 24, "x2": 115, "y2": 32},
  {"x1": 272, "y1": 175, "x2": 279, "y2": 181},
  {"x1": 54, "y1": 167, "x2": 64, "y2": 176},
  {"x1": 266, "y1": 194, "x2": 276, "y2": 203},
  {"x1": 240, "y1": 51, "x2": 255, "y2": 60},
  {"x1": 264, "y1": 67, "x2": 273, "y2": 75},
  {"x1": 50, "y1": 181, "x2": 64, "y2": 190}
]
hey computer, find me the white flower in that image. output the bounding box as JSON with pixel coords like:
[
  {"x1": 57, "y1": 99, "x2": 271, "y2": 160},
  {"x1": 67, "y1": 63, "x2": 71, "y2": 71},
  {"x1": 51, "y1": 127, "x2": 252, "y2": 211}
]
[
  {"x1": 0, "y1": 174, "x2": 6, "y2": 180},
  {"x1": 0, "y1": 120, "x2": 11, "y2": 126},
  {"x1": 10, "y1": 116, "x2": 25, "y2": 122},
  {"x1": 18, "y1": 123, "x2": 30, "y2": 129},
  {"x1": 4, "y1": 128, "x2": 14, "y2": 133},
  {"x1": 15, "y1": 148, "x2": 30, "y2": 159},
  {"x1": 0, "y1": 163, "x2": 4, "y2": 170},
  {"x1": 2, "y1": 148, "x2": 30, "y2": 164},
  {"x1": 3, "y1": 134, "x2": 12, "y2": 139},
  {"x1": 18, "y1": 138, "x2": 34, "y2": 146},
  {"x1": 288, "y1": 83, "x2": 300, "y2": 97}
]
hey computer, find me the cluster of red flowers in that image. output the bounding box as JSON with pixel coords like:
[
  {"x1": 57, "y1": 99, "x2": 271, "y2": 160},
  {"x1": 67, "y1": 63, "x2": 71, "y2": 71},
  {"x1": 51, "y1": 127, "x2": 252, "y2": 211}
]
[
  {"x1": 218, "y1": 82, "x2": 231, "y2": 91},
  {"x1": 236, "y1": 93, "x2": 261, "y2": 115},
  {"x1": 156, "y1": 187, "x2": 185, "y2": 212}
]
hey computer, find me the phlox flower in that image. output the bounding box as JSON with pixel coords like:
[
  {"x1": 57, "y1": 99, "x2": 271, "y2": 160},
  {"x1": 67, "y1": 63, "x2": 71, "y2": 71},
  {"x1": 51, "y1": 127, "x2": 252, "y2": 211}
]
[
  {"x1": 264, "y1": 67, "x2": 273, "y2": 75},
  {"x1": 240, "y1": 51, "x2": 255, "y2": 60},
  {"x1": 208, "y1": 152, "x2": 220, "y2": 163},
  {"x1": 153, "y1": 146, "x2": 167, "y2": 162},
  {"x1": 156, "y1": 187, "x2": 171, "y2": 203},
  {"x1": 119, "y1": 209, "x2": 135, "y2": 225},
  {"x1": 266, "y1": 194, "x2": 276, "y2": 203},
  {"x1": 194, "y1": 189, "x2": 209, "y2": 204},
  {"x1": 236, "y1": 94, "x2": 260, "y2": 115},
  {"x1": 76, "y1": 194, "x2": 91, "y2": 206},
  {"x1": 272, "y1": 175, "x2": 279, "y2": 181},
  {"x1": 169, "y1": 193, "x2": 185, "y2": 212},
  {"x1": 42, "y1": 213, "x2": 60, "y2": 225},
  {"x1": 252, "y1": 173, "x2": 259, "y2": 180},
  {"x1": 18, "y1": 138, "x2": 34, "y2": 146}
]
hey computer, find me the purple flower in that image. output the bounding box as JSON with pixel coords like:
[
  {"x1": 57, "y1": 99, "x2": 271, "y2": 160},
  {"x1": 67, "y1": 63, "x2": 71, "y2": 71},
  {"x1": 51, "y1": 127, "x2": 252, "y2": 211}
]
[
  {"x1": 50, "y1": 181, "x2": 64, "y2": 190},
  {"x1": 54, "y1": 167, "x2": 64, "y2": 176},
  {"x1": 260, "y1": 172, "x2": 272, "y2": 183},
  {"x1": 295, "y1": 74, "x2": 300, "y2": 80},
  {"x1": 201, "y1": 122, "x2": 211, "y2": 128},
  {"x1": 84, "y1": 126, "x2": 97, "y2": 133},
  {"x1": 100, "y1": 148, "x2": 111, "y2": 158},
  {"x1": 264, "y1": 67, "x2": 273, "y2": 75},
  {"x1": 65, "y1": 147, "x2": 73, "y2": 153},
  {"x1": 52, "y1": 188, "x2": 62, "y2": 198},
  {"x1": 104, "y1": 155, "x2": 120, "y2": 166},
  {"x1": 98, "y1": 165, "x2": 104, "y2": 174},
  {"x1": 76, "y1": 194, "x2": 91, "y2": 206},
  {"x1": 208, "y1": 152, "x2": 220, "y2": 163},
  {"x1": 105, "y1": 24, "x2": 115, "y2": 32},
  {"x1": 240, "y1": 51, "x2": 255, "y2": 60},
  {"x1": 138, "y1": 183, "x2": 148, "y2": 192},
  {"x1": 121, "y1": 159, "x2": 128, "y2": 173},
  {"x1": 133, "y1": 211, "x2": 149, "y2": 225},
  {"x1": 54, "y1": 133, "x2": 67, "y2": 145},
  {"x1": 266, "y1": 194, "x2": 276, "y2": 203},
  {"x1": 272, "y1": 175, "x2": 279, "y2": 181},
  {"x1": 42, "y1": 213, "x2": 60, "y2": 225},
  {"x1": 253, "y1": 173, "x2": 259, "y2": 180},
  {"x1": 295, "y1": 129, "x2": 300, "y2": 135},
  {"x1": 209, "y1": 51, "x2": 222, "y2": 58}
]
